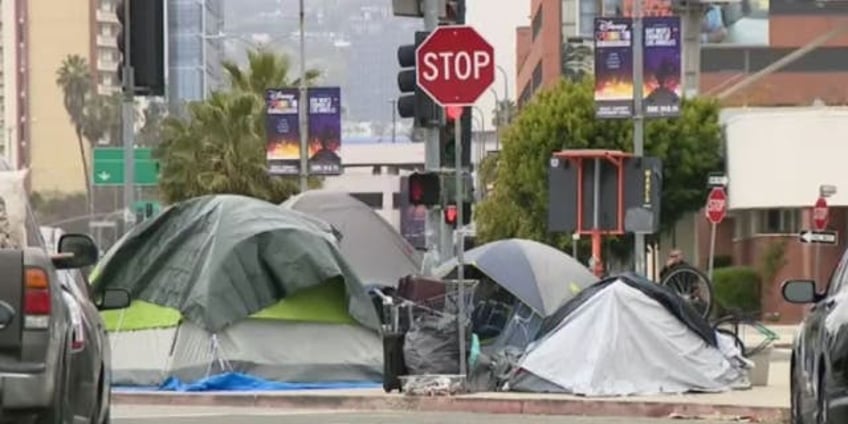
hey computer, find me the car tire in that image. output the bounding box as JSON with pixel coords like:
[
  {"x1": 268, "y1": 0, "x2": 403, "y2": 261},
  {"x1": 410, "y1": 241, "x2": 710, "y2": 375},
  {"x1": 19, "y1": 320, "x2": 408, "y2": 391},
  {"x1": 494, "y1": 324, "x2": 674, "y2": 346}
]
[
  {"x1": 818, "y1": 367, "x2": 832, "y2": 424},
  {"x1": 791, "y1": 360, "x2": 804, "y2": 424}
]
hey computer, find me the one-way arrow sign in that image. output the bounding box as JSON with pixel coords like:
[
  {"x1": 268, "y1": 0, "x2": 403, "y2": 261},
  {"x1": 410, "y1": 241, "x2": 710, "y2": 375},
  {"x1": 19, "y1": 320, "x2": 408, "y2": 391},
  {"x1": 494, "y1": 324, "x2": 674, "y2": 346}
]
[{"x1": 799, "y1": 230, "x2": 838, "y2": 245}]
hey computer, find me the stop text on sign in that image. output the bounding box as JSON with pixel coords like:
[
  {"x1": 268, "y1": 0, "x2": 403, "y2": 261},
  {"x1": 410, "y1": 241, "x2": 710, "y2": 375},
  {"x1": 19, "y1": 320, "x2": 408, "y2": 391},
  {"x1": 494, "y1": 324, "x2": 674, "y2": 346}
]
[
  {"x1": 814, "y1": 208, "x2": 828, "y2": 220},
  {"x1": 708, "y1": 198, "x2": 726, "y2": 211},
  {"x1": 421, "y1": 50, "x2": 492, "y2": 82}
]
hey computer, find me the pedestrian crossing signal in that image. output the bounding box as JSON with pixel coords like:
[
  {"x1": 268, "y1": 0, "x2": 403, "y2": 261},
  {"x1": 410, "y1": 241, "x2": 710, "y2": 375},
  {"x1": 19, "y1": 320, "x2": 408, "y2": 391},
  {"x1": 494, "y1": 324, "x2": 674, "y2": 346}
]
[
  {"x1": 443, "y1": 202, "x2": 472, "y2": 228},
  {"x1": 408, "y1": 172, "x2": 440, "y2": 207}
]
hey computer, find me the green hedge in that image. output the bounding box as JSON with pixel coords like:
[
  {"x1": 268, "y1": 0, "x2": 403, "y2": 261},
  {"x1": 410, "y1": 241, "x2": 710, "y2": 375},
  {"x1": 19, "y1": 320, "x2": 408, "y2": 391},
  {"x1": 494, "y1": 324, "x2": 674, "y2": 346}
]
[{"x1": 712, "y1": 266, "x2": 761, "y2": 315}]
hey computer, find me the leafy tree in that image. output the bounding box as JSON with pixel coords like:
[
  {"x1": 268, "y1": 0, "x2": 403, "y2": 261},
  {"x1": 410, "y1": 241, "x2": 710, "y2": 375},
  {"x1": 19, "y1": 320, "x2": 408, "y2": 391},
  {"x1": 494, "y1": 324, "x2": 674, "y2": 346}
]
[
  {"x1": 475, "y1": 78, "x2": 722, "y2": 258},
  {"x1": 83, "y1": 92, "x2": 127, "y2": 146},
  {"x1": 222, "y1": 48, "x2": 321, "y2": 97},
  {"x1": 55, "y1": 54, "x2": 93, "y2": 202},
  {"x1": 155, "y1": 49, "x2": 323, "y2": 204}
]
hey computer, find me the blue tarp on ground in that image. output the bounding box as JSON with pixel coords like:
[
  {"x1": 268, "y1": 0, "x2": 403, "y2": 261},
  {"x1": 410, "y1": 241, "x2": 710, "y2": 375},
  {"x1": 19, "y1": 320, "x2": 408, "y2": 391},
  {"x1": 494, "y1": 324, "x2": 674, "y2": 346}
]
[{"x1": 152, "y1": 372, "x2": 381, "y2": 392}]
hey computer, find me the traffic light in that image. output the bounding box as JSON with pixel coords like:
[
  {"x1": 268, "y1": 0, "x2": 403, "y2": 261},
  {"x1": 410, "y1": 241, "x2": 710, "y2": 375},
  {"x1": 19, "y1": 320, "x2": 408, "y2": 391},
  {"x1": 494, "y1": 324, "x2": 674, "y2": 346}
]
[
  {"x1": 117, "y1": 0, "x2": 165, "y2": 96},
  {"x1": 443, "y1": 202, "x2": 472, "y2": 228},
  {"x1": 397, "y1": 31, "x2": 439, "y2": 127},
  {"x1": 439, "y1": 106, "x2": 472, "y2": 169},
  {"x1": 408, "y1": 172, "x2": 441, "y2": 207}
]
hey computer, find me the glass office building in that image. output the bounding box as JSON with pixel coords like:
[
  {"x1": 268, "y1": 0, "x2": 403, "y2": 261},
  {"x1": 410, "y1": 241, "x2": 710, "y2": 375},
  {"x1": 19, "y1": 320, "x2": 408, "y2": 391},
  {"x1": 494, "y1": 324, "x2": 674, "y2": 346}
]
[{"x1": 167, "y1": 0, "x2": 224, "y2": 108}]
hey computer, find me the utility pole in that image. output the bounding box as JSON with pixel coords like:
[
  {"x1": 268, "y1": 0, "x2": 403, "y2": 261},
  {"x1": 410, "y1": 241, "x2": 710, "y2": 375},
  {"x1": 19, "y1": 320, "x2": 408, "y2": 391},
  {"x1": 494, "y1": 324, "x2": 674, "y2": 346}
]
[
  {"x1": 632, "y1": 0, "x2": 646, "y2": 276},
  {"x1": 122, "y1": 0, "x2": 136, "y2": 230},
  {"x1": 390, "y1": 99, "x2": 397, "y2": 143},
  {"x1": 422, "y1": 0, "x2": 443, "y2": 266},
  {"x1": 298, "y1": 0, "x2": 309, "y2": 193}
]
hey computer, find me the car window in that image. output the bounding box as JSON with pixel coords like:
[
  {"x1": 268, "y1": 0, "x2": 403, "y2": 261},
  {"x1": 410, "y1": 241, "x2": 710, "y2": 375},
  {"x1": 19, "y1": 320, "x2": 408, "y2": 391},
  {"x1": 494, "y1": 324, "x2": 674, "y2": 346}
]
[{"x1": 826, "y1": 249, "x2": 848, "y2": 296}]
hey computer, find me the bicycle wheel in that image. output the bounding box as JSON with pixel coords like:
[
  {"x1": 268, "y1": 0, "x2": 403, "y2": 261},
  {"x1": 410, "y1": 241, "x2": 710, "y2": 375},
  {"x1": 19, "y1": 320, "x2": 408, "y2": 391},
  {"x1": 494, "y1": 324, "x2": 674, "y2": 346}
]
[{"x1": 660, "y1": 265, "x2": 714, "y2": 320}]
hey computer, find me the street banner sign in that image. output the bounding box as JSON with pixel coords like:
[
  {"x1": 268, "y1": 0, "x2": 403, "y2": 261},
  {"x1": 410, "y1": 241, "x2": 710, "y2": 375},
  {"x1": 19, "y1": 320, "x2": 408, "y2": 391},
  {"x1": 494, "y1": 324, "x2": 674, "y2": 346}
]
[
  {"x1": 813, "y1": 196, "x2": 829, "y2": 231},
  {"x1": 799, "y1": 230, "x2": 838, "y2": 245},
  {"x1": 642, "y1": 16, "x2": 682, "y2": 118},
  {"x1": 416, "y1": 25, "x2": 495, "y2": 106},
  {"x1": 593, "y1": 17, "x2": 634, "y2": 118},
  {"x1": 705, "y1": 187, "x2": 727, "y2": 224},
  {"x1": 265, "y1": 87, "x2": 343, "y2": 176}
]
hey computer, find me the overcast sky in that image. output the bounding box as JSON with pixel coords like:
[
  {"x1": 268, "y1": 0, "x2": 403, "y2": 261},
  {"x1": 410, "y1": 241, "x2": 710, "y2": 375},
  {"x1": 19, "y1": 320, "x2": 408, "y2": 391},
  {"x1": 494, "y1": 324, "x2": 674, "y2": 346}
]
[{"x1": 467, "y1": 0, "x2": 529, "y2": 129}]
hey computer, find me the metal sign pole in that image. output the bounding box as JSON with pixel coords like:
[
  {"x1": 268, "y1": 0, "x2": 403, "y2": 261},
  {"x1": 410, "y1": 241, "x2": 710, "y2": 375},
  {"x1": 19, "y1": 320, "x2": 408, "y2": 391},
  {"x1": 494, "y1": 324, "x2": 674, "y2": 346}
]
[
  {"x1": 632, "y1": 0, "x2": 646, "y2": 276},
  {"x1": 121, "y1": 0, "x2": 136, "y2": 232},
  {"x1": 297, "y1": 0, "x2": 309, "y2": 193},
  {"x1": 454, "y1": 113, "x2": 467, "y2": 377},
  {"x1": 707, "y1": 221, "x2": 717, "y2": 283}
]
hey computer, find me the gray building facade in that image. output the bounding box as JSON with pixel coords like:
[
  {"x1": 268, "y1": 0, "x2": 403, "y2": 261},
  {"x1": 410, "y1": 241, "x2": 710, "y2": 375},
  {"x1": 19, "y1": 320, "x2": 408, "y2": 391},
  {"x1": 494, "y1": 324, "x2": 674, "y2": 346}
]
[{"x1": 167, "y1": 0, "x2": 224, "y2": 107}]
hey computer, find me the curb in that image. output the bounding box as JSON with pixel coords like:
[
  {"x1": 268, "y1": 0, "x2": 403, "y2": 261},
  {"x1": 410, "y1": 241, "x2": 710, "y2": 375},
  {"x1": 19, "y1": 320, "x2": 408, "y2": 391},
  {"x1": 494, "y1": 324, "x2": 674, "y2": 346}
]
[{"x1": 112, "y1": 391, "x2": 789, "y2": 422}]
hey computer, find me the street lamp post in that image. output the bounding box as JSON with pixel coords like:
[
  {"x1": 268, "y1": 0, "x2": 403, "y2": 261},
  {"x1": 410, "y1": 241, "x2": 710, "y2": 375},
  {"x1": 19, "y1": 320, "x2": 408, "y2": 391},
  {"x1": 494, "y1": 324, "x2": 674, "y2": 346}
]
[{"x1": 298, "y1": 0, "x2": 309, "y2": 193}]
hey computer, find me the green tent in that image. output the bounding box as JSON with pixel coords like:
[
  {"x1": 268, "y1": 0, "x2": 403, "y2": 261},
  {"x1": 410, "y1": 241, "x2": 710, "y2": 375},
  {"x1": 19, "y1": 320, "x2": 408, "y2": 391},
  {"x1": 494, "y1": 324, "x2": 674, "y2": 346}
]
[{"x1": 93, "y1": 195, "x2": 382, "y2": 386}]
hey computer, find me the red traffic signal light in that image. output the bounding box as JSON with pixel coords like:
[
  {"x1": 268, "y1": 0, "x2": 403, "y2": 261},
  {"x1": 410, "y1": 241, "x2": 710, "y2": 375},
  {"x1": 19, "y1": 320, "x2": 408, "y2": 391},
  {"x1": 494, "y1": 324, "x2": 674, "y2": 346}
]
[
  {"x1": 408, "y1": 172, "x2": 440, "y2": 206},
  {"x1": 444, "y1": 202, "x2": 472, "y2": 227}
]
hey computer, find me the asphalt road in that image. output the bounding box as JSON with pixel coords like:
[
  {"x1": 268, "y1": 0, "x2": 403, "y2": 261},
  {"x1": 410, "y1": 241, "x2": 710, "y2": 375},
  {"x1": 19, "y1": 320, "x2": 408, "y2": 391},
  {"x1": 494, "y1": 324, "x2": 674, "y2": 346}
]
[{"x1": 112, "y1": 405, "x2": 768, "y2": 424}]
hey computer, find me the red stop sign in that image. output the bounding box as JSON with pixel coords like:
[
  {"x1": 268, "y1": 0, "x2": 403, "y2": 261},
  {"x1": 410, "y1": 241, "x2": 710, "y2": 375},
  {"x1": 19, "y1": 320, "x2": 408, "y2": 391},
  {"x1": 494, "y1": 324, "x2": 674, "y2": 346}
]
[
  {"x1": 813, "y1": 196, "x2": 829, "y2": 231},
  {"x1": 705, "y1": 187, "x2": 727, "y2": 224},
  {"x1": 416, "y1": 25, "x2": 495, "y2": 106}
]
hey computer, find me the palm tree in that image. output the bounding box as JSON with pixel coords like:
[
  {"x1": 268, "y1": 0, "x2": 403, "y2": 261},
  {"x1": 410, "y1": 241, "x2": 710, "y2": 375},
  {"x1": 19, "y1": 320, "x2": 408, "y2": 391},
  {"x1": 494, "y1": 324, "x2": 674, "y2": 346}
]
[
  {"x1": 156, "y1": 49, "x2": 324, "y2": 204},
  {"x1": 56, "y1": 54, "x2": 93, "y2": 203},
  {"x1": 221, "y1": 47, "x2": 321, "y2": 97}
]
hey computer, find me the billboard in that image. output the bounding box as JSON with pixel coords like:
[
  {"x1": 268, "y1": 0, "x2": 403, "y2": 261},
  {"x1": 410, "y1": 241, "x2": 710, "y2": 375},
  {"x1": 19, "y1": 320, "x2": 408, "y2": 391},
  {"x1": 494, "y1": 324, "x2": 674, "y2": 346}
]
[
  {"x1": 608, "y1": 0, "x2": 769, "y2": 46},
  {"x1": 265, "y1": 87, "x2": 343, "y2": 176},
  {"x1": 643, "y1": 16, "x2": 681, "y2": 118},
  {"x1": 593, "y1": 17, "x2": 634, "y2": 119}
]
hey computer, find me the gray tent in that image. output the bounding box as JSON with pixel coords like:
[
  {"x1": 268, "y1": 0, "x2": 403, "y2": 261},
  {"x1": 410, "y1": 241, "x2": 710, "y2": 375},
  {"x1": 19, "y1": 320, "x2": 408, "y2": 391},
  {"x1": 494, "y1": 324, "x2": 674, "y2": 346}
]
[
  {"x1": 93, "y1": 195, "x2": 382, "y2": 386},
  {"x1": 510, "y1": 274, "x2": 751, "y2": 396},
  {"x1": 282, "y1": 190, "x2": 422, "y2": 287},
  {"x1": 433, "y1": 239, "x2": 597, "y2": 350}
]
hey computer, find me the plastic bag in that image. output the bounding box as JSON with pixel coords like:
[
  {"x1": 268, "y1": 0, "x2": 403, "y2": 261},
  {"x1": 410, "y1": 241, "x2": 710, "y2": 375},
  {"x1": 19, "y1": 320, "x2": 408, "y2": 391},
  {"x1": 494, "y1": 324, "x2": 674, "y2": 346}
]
[{"x1": 403, "y1": 314, "x2": 462, "y2": 375}]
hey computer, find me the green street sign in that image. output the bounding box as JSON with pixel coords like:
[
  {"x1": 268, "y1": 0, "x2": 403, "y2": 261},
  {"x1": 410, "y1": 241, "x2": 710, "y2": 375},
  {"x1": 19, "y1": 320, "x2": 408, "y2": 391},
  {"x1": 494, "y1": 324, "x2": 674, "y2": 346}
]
[{"x1": 92, "y1": 147, "x2": 159, "y2": 186}]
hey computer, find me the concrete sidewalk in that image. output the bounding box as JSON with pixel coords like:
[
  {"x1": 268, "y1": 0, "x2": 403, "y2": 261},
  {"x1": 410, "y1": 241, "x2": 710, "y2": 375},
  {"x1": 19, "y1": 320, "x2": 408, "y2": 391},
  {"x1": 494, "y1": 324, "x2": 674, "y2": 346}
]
[{"x1": 112, "y1": 361, "x2": 791, "y2": 422}]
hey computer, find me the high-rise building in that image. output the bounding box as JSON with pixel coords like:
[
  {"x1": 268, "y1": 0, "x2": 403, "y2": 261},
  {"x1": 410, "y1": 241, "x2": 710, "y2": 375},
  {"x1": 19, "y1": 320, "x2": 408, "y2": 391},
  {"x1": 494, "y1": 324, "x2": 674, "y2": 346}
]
[
  {"x1": 167, "y1": 0, "x2": 224, "y2": 107},
  {"x1": 94, "y1": 0, "x2": 120, "y2": 96}
]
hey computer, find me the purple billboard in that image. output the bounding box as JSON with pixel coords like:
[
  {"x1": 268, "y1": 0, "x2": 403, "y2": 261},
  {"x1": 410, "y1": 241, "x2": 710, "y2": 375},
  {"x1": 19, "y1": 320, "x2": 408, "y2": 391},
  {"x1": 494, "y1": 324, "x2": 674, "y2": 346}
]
[
  {"x1": 643, "y1": 16, "x2": 681, "y2": 118},
  {"x1": 265, "y1": 87, "x2": 342, "y2": 175}
]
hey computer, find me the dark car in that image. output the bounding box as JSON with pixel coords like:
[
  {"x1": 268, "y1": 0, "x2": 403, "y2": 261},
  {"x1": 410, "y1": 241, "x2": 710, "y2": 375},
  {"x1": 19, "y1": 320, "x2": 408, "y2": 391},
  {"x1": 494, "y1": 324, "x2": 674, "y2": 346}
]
[
  {"x1": 0, "y1": 233, "x2": 130, "y2": 423},
  {"x1": 58, "y1": 266, "x2": 121, "y2": 423},
  {"x1": 782, "y1": 255, "x2": 848, "y2": 424}
]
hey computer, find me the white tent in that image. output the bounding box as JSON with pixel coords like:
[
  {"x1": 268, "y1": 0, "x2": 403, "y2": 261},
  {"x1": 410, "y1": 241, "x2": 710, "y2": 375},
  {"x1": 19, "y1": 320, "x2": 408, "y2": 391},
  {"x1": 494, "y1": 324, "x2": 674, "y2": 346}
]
[{"x1": 510, "y1": 275, "x2": 751, "y2": 396}]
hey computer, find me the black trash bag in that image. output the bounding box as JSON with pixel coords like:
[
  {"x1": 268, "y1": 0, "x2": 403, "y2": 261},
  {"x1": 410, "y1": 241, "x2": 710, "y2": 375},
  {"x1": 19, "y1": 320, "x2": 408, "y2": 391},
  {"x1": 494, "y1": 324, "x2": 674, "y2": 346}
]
[{"x1": 403, "y1": 314, "x2": 468, "y2": 375}]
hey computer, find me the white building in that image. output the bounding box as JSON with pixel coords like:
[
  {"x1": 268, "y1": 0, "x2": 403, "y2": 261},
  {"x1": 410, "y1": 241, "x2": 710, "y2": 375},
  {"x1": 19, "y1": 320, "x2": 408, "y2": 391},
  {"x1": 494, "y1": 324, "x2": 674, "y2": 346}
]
[{"x1": 325, "y1": 133, "x2": 500, "y2": 230}]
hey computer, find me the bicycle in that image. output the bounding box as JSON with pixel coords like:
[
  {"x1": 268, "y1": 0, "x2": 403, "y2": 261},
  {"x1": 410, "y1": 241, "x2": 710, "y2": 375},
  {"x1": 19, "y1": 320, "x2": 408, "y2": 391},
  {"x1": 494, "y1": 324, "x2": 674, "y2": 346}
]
[
  {"x1": 711, "y1": 309, "x2": 779, "y2": 358},
  {"x1": 659, "y1": 264, "x2": 714, "y2": 320}
]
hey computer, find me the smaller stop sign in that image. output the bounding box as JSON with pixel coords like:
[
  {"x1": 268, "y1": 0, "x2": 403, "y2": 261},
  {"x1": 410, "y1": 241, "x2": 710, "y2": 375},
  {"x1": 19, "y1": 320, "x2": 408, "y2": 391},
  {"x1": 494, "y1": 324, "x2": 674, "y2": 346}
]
[
  {"x1": 706, "y1": 187, "x2": 727, "y2": 224},
  {"x1": 813, "y1": 196, "x2": 829, "y2": 231}
]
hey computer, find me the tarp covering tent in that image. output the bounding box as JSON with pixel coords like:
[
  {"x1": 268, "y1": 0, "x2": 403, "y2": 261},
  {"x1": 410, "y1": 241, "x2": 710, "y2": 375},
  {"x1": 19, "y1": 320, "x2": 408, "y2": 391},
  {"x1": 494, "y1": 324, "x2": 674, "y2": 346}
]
[
  {"x1": 281, "y1": 190, "x2": 422, "y2": 287},
  {"x1": 433, "y1": 239, "x2": 598, "y2": 350},
  {"x1": 509, "y1": 273, "x2": 751, "y2": 396},
  {"x1": 91, "y1": 195, "x2": 382, "y2": 387}
]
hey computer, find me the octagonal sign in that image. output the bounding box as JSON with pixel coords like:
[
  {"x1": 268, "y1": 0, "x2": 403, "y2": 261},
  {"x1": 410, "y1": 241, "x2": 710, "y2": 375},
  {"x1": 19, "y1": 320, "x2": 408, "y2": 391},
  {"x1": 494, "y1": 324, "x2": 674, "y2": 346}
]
[{"x1": 416, "y1": 25, "x2": 496, "y2": 106}]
